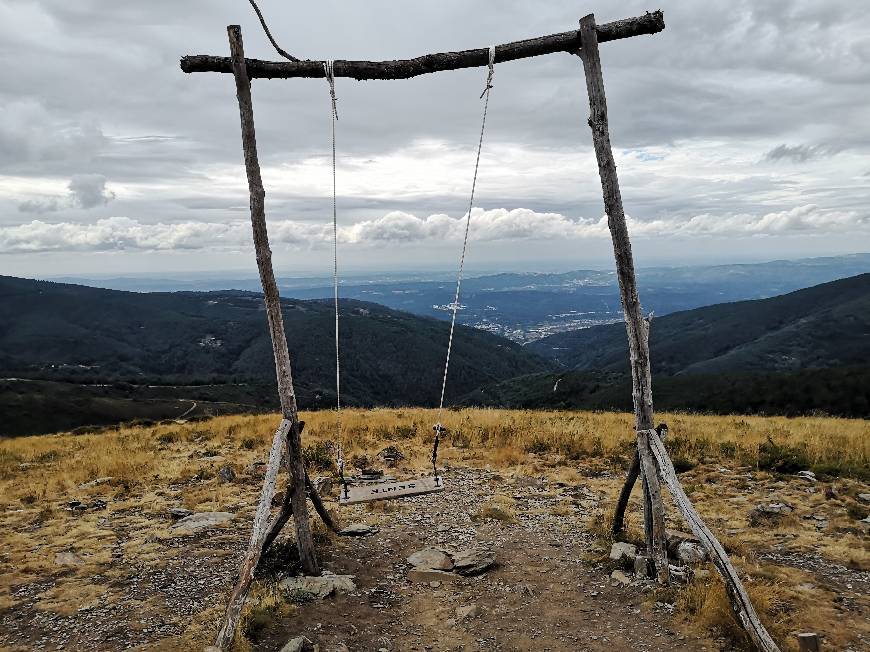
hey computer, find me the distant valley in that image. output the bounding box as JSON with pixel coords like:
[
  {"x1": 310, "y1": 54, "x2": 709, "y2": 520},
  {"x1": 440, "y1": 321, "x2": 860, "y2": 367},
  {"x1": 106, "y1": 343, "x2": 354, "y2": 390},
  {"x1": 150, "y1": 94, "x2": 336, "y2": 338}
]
[{"x1": 54, "y1": 253, "x2": 870, "y2": 343}]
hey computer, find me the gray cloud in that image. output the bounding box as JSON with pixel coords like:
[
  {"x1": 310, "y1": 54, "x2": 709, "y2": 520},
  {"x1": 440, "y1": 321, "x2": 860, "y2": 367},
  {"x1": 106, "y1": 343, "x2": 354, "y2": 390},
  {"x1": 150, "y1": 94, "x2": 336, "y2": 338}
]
[
  {"x1": 764, "y1": 144, "x2": 839, "y2": 163},
  {"x1": 1, "y1": 0, "x2": 869, "y2": 273},
  {"x1": 68, "y1": 174, "x2": 115, "y2": 209},
  {"x1": 18, "y1": 198, "x2": 61, "y2": 214}
]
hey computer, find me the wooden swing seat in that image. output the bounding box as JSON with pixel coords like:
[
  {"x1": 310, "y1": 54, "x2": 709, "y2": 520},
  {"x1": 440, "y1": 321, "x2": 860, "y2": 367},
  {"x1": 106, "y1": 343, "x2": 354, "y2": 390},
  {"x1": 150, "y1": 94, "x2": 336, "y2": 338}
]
[{"x1": 338, "y1": 475, "x2": 444, "y2": 505}]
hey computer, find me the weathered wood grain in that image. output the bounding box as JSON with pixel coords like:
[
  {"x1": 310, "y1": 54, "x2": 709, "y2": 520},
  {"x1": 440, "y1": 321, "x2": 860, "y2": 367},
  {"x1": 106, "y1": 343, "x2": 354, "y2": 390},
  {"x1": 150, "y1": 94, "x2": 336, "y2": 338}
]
[
  {"x1": 215, "y1": 418, "x2": 291, "y2": 649},
  {"x1": 636, "y1": 429, "x2": 669, "y2": 583},
  {"x1": 214, "y1": 25, "x2": 319, "y2": 651},
  {"x1": 339, "y1": 476, "x2": 444, "y2": 505},
  {"x1": 648, "y1": 429, "x2": 782, "y2": 652},
  {"x1": 577, "y1": 14, "x2": 666, "y2": 567},
  {"x1": 180, "y1": 12, "x2": 664, "y2": 80}
]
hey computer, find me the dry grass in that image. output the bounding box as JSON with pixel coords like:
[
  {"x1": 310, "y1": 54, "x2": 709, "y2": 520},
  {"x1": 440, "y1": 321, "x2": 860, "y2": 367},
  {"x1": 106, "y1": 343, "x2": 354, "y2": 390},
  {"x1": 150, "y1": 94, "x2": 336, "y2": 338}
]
[{"x1": 0, "y1": 408, "x2": 867, "y2": 651}]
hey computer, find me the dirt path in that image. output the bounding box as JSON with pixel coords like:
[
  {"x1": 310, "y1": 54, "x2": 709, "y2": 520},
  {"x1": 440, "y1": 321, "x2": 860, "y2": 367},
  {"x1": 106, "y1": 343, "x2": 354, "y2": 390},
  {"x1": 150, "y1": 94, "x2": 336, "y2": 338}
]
[{"x1": 255, "y1": 468, "x2": 705, "y2": 651}]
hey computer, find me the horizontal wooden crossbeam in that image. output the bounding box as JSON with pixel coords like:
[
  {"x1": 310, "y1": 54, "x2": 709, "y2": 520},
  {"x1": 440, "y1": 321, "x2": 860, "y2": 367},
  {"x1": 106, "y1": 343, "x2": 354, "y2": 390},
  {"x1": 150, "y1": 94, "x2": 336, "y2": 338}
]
[{"x1": 180, "y1": 10, "x2": 664, "y2": 80}]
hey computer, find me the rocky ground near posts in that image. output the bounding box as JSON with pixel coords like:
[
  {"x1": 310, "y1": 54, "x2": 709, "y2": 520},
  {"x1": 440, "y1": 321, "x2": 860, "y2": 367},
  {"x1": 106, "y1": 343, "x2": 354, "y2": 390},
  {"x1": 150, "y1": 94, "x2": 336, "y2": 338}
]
[
  {"x1": 1, "y1": 453, "x2": 868, "y2": 651},
  {"x1": 252, "y1": 467, "x2": 707, "y2": 652}
]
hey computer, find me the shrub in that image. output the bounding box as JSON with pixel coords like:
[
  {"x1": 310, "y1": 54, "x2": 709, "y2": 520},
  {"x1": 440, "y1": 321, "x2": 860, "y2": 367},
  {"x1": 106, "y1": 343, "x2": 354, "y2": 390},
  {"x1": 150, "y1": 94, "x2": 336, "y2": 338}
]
[
  {"x1": 756, "y1": 436, "x2": 811, "y2": 474},
  {"x1": 304, "y1": 441, "x2": 336, "y2": 472}
]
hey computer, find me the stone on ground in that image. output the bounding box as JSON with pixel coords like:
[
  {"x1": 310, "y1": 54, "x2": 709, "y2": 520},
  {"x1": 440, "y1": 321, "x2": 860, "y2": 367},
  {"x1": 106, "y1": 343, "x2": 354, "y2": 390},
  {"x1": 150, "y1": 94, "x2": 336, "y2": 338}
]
[
  {"x1": 170, "y1": 511, "x2": 235, "y2": 534},
  {"x1": 55, "y1": 551, "x2": 84, "y2": 566},
  {"x1": 407, "y1": 547, "x2": 453, "y2": 571},
  {"x1": 748, "y1": 502, "x2": 793, "y2": 525},
  {"x1": 676, "y1": 541, "x2": 708, "y2": 565},
  {"x1": 857, "y1": 493, "x2": 870, "y2": 504},
  {"x1": 168, "y1": 507, "x2": 192, "y2": 520},
  {"x1": 279, "y1": 573, "x2": 357, "y2": 599},
  {"x1": 455, "y1": 604, "x2": 481, "y2": 620},
  {"x1": 609, "y1": 542, "x2": 637, "y2": 567},
  {"x1": 633, "y1": 554, "x2": 650, "y2": 577},
  {"x1": 665, "y1": 529, "x2": 698, "y2": 555},
  {"x1": 408, "y1": 569, "x2": 456, "y2": 583},
  {"x1": 610, "y1": 569, "x2": 631, "y2": 586},
  {"x1": 280, "y1": 636, "x2": 314, "y2": 652},
  {"x1": 452, "y1": 548, "x2": 495, "y2": 576},
  {"x1": 339, "y1": 523, "x2": 378, "y2": 537},
  {"x1": 218, "y1": 465, "x2": 235, "y2": 483}
]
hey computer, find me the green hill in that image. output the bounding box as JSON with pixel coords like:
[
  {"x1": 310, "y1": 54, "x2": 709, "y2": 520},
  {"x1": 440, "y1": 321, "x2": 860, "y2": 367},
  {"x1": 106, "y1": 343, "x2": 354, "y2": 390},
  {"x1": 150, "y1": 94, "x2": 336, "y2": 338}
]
[
  {"x1": 0, "y1": 276, "x2": 552, "y2": 434},
  {"x1": 528, "y1": 274, "x2": 870, "y2": 375}
]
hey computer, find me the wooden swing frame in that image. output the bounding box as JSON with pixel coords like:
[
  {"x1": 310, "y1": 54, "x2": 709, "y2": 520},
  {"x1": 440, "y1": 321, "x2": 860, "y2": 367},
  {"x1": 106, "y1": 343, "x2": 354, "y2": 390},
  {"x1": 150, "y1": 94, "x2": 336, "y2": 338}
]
[{"x1": 182, "y1": 9, "x2": 781, "y2": 651}]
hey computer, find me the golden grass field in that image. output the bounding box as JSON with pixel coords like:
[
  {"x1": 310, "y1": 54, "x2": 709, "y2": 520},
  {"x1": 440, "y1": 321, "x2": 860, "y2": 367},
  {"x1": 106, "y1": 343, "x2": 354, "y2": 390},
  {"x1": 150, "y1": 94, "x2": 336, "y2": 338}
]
[{"x1": 0, "y1": 408, "x2": 868, "y2": 651}]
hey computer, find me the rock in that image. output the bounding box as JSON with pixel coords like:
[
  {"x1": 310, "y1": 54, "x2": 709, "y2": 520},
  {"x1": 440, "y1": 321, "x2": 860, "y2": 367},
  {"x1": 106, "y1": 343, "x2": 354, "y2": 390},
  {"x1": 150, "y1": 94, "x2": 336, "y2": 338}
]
[
  {"x1": 514, "y1": 475, "x2": 544, "y2": 489},
  {"x1": 676, "y1": 541, "x2": 708, "y2": 565},
  {"x1": 795, "y1": 470, "x2": 816, "y2": 482},
  {"x1": 170, "y1": 511, "x2": 235, "y2": 534},
  {"x1": 78, "y1": 477, "x2": 114, "y2": 489},
  {"x1": 55, "y1": 551, "x2": 84, "y2": 566},
  {"x1": 857, "y1": 493, "x2": 870, "y2": 504},
  {"x1": 451, "y1": 548, "x2": 495, "y2": 576},
  {"x1": 748, "y1": 502, "x2": 793, "y2": 526},
  {"x1": 279, "y1": 573, "x2": 356, "y2": 599},
  {"x1": 218, "y1": 465, "x2": 236, "y2": 483},
  {"x1": 312, "y1": 476, "x2": 333, "y2": 496},
  {"x1": 407, "y1": 547, "x2": 453, "y2": 571},
  {"x1": 633, "y1": 554, "x2": 651, "y2": 578},
  {"x1": 455, "y1": 604, "x2": 481, "y2": 621},
  {"x1": 280, "y1": 636, "x2": 314, "y2": 652},
  {"x1": 378, "y1": 446, "x2": 405, "y2": 467},
  {"x1": 609, "y1": 542, "x2": 637, "y2": 567},
  {"x1": 610, "y1": 570, "x2": 631, "y2": 586},
  {"x1": 169, "y1": 507, "x2": 193, "y2": 520},
  {"x1": 247, "y1": 461, "x2": 267, "y2": 476},
  {"x1": 408, "y1": 569, "x2": 456, "y2": 583},
  {"x1": 429, "y1": 581, "x2": 441, "y2": 588},
  {"x1": 90, "y1": 499, "x2": 107, "y2": 511},
  {"x1": 339, "y1": 523, "x2": 378, "y2": 537},
  {"x1": 668, "y1": 565, "x2": 689, "y2": 583},
  {"x1": 665, "y1": 529, "x2": 698, "y2": 555}
]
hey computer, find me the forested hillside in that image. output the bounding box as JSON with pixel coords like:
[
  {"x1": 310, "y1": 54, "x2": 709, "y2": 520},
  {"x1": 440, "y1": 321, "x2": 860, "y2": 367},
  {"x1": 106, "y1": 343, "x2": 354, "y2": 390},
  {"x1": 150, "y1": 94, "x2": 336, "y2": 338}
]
[
  {"x1": 529, "y1": 274, "x2": 870, "y2": 375},
  {"x1": 0, "y1": 276, "x2": 551, "y2": 426}
]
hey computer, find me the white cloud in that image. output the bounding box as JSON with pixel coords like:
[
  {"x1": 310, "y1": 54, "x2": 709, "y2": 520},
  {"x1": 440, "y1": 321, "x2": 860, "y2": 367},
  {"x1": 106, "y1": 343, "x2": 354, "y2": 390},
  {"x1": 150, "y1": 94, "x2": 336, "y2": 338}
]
[{"x1": 2, "y1": 205, "x2": 865, "y2": 254}]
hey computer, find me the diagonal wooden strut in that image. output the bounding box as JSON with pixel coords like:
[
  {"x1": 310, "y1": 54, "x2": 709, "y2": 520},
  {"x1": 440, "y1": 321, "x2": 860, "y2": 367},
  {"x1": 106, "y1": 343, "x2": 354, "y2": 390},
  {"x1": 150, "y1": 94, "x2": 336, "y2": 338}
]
[{"x1": 180, "y1": 11, "x2": 664, "y2": 80}]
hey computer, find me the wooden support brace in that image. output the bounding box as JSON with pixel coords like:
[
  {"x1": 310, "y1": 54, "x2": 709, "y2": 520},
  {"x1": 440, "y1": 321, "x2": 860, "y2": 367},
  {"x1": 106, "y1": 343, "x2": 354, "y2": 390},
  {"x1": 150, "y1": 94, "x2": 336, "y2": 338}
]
[
  {"x1": 647, "y1": 429, "x2": 782, "y2": 652},
  {"x1": 637, "y1": 429, "x2": 669, "y2": 583},
  {"x1": 180, "y1": 11, "x2": 664, "y2": 80}
]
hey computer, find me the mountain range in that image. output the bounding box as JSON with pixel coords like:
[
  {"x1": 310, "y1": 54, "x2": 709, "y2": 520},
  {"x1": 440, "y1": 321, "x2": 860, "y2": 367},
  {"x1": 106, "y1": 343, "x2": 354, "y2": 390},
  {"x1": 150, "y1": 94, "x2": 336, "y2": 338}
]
[{"x1": 2, "y1": 270, "x2": 868, "y2": 435}]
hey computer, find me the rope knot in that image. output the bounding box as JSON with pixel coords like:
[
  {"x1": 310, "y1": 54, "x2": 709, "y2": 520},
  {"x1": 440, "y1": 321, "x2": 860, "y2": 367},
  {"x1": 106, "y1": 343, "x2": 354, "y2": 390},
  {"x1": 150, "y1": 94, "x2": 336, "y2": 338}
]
[
  {"x1": 323, "y1": 60, "x2": 339, "y2": 120},
  {"x1": 480, "y1": 45, "x2": 496, "y2": 98}
]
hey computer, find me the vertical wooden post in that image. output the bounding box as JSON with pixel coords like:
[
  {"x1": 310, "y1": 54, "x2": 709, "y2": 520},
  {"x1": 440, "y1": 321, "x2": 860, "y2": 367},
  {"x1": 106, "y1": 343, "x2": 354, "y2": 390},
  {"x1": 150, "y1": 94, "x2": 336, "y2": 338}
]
[
  {"x1": 215, "y1": 23, "x2": 319, "y2": 651},
  {"x1": 577, "y1": 13, "x2": 668, "y2": 582}
]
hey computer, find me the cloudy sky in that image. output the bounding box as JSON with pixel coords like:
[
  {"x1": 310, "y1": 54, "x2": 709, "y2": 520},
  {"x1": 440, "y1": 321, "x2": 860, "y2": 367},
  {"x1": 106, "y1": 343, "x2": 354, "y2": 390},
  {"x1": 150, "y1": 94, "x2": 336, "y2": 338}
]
[{"x1": 1, "y1": 0, "x2": 869, "y2": 278}]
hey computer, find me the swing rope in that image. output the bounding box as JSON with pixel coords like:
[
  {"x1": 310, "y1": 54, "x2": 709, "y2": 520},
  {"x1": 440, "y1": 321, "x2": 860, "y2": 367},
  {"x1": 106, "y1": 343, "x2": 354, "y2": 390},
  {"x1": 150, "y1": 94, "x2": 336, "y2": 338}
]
[
  {"x1": 324, "y1": 60, "x2": 348, "y2": 499},
  {"x1": 432, "y1": 45, "x2": 496, "y2": 474}
]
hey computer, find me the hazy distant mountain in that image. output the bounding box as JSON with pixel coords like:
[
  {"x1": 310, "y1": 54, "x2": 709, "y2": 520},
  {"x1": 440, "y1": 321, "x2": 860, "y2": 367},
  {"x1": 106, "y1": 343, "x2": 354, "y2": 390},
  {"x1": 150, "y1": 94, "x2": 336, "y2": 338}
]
[
  {"x1": 529, "y1": 274, "x2": 870, "y2": 375},
  {"x1": 52, "y1": 253, "x2": 870, "y2": 343}
]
